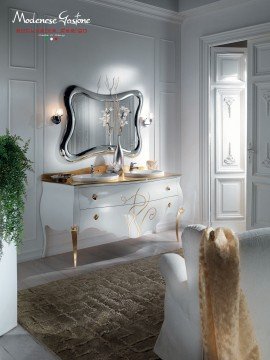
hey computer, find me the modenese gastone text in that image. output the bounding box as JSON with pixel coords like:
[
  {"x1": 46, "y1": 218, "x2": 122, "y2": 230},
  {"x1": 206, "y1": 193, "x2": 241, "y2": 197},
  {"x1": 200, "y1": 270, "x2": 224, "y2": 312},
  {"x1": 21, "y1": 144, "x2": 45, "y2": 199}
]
[{"x1": 12, "y1": 10, "x2": 91, "y2": 26}]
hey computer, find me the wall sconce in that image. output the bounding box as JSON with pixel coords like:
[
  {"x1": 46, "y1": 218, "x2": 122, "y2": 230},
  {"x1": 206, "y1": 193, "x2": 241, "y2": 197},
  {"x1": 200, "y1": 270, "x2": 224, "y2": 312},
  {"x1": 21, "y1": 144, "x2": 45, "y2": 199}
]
[
  {"x1": 141, "y1": 113, "x2": 154, "y2": 127},
  {"x1": 51, "y1": 108, "x2": 63, "y2": 124}
]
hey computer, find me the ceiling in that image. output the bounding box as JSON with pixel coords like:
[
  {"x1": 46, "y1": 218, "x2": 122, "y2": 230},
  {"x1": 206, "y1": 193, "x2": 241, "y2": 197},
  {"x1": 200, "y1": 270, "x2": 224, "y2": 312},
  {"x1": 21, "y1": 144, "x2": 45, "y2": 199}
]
[
  {"x1": 136, "y1": 0, "x2": 220, "y2": 12},
  {"x1": 179, "y1": 0, "x2": 219, "y2": 11}
]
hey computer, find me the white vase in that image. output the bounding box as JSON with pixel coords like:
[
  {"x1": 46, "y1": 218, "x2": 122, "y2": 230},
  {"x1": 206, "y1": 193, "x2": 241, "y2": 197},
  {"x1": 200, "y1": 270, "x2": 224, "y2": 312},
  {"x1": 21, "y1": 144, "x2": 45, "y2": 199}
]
[{"x1": 0, "y1": 241, "x2": 17, "y2": 336}]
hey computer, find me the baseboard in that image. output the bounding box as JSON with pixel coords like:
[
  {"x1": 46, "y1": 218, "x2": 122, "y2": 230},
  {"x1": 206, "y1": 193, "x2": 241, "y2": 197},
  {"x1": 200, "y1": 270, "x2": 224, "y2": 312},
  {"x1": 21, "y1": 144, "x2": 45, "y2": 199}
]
[
  {"x1": 17, "y1": 248, "x2": 43, "y2": 263},
  {"x1": 17, "y1": 237, "x2": 43, "y2": 263}
]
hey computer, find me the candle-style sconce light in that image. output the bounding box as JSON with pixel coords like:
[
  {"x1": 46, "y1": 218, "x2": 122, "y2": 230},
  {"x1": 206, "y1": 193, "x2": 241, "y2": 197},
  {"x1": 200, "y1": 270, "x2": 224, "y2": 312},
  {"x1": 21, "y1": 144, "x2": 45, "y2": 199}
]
[
  {"x1": 51, "y1": 108, "x2": 64, "y2": 124},
  {"x1": 141, "y1": 112, "x2": 154, "y2": 127}
]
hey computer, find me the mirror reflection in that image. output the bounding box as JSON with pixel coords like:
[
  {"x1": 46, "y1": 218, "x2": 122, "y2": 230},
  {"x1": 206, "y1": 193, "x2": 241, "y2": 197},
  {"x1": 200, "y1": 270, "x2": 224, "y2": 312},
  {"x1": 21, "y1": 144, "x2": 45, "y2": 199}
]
[
  {"x1": 60, "y1": 86, "x2": 142, "y2": 162},
  {"x1": 68, "y1": 94, "x2": 139, "y2": 154}
]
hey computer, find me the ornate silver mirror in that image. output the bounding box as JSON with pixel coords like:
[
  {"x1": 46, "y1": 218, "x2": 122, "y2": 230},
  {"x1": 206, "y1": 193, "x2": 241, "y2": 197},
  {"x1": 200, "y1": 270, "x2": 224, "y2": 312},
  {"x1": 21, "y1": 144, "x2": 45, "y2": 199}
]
[{"x1": 60, "y1": 86, "x2": 143, "y2": 162}]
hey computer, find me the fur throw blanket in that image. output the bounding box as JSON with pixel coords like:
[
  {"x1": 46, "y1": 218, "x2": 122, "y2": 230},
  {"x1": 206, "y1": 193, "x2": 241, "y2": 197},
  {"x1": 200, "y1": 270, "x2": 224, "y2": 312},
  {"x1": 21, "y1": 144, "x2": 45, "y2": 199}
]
[{"x1": 199, "y1": 227, "x2": 261, "y2": 360}]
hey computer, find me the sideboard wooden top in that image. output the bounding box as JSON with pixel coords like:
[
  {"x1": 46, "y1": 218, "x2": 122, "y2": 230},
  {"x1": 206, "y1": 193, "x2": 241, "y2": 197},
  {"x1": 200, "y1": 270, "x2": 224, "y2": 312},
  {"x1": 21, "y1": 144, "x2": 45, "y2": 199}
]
[{"x1": 41, "y1": 166, "x2": 181, "y2": 187}]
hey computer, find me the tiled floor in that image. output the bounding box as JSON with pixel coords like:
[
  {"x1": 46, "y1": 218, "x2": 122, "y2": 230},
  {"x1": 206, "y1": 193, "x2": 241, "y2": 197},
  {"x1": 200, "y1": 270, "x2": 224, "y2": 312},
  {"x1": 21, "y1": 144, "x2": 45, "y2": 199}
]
[
  {"x1": 0, "y1": 230, "x2": 181, "y2": 360},
  {"x1": 0, "y1": 326, "x2": 59, "y2": 360}
]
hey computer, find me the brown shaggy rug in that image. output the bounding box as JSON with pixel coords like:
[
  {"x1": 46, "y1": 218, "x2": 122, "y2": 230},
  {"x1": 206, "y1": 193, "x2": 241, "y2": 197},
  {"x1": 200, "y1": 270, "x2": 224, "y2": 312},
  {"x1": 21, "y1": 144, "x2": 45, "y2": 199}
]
[{"x1": 18, "y1": 251, "x2": 182, "y2": 360}]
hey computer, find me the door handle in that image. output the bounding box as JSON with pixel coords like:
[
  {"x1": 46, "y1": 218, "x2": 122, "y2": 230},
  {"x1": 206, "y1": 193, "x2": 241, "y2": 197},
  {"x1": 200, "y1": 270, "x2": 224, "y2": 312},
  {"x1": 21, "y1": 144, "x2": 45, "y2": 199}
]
[
  {"x1": 247, "y1": 143, "x2": 255, "y2": 160},
  {"x1": 247, "y1": 142, "x2": 255, "y2": 153}
]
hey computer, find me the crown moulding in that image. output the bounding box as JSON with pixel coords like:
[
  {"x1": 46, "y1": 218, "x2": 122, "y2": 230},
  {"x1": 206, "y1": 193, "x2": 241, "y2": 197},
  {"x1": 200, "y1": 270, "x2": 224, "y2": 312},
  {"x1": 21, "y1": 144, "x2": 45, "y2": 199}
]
[
  {"x1": 78, "y1": 0, "x2": 257, "y2": 24},
  {"x1": 78, "y1": 0, "x2": 183, "y2": 24},
  {"x1": 180, "y1": 0, "x2": 256, "y2": 20}
]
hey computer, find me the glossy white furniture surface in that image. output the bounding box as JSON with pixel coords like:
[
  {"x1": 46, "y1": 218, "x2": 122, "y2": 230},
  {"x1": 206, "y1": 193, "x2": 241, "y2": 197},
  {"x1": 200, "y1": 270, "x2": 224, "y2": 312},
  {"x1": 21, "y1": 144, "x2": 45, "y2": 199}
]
[
  {"x1": 124, "y1": 170, "x2": 165, "y2": 178},
  {"x1": 0, "y1": 241, "x2": 17, "y2": 336},
  {"x1": 71, "y1": 173, "x2": 119, "y2": 183},
  {"x1": 40, "y1": 174, "x2": 183, "y2": 266}
]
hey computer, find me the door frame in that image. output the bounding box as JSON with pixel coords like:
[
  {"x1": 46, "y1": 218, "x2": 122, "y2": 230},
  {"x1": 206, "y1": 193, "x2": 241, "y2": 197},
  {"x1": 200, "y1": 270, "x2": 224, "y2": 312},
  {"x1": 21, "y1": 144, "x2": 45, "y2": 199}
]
[{"x1": 199, "y1": 22, "x2": 270, "y2": 225}]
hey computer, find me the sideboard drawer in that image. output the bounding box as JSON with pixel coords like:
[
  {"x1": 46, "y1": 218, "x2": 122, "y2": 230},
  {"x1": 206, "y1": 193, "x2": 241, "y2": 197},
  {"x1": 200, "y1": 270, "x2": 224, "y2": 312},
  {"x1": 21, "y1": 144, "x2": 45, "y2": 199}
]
[
  {"x1": 79, "y1": 196, "x2": 181, "y2": 237},
  {"x1": 77, "y1": 178, "x2": 181, "y2": 210}
]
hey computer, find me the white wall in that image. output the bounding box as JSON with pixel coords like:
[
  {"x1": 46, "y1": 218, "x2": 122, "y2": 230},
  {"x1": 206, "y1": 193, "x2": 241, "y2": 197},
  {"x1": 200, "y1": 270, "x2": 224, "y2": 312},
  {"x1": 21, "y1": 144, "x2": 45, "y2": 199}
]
[
  {"x1": 180, "y1": 0, "x2": 270, "y2": 225},
  {"x1": 0, "y1": 0, "x2": 180, "y2": 261}
]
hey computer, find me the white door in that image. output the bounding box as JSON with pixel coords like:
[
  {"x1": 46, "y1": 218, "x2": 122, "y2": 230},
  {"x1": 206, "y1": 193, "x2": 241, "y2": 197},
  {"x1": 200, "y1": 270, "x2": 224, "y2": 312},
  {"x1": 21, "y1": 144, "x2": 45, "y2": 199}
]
[
  {"x1": 210, "y1": 47, "x2": 247, "y2": 232},
  {"x1": 247, "y1": 36, "x2": 270, "y2": 229}
]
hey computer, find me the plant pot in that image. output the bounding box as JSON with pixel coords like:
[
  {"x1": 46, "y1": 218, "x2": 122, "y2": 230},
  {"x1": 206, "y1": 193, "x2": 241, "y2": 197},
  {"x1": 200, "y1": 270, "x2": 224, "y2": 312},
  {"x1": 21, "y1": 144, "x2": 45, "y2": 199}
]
[{"x1": 0, "y1": 241, "x2": 17, "y2": 336}]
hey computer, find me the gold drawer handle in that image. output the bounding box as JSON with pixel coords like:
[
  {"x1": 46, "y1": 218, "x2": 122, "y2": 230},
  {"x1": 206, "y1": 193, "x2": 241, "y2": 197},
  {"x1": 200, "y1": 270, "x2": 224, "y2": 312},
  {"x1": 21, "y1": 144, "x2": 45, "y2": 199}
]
[
  {"x1": 93, "y1": 214, "x2": 99, "y2": 220},
  {"x1": 92, "y1": 194, "x2": 98, "y2": 200},
  {"x1": 168, "y1": 202, "x2": 172, "y2": 208},
  {"x1": 166, "y1": 186, "x2": 171, "y2": 191}
]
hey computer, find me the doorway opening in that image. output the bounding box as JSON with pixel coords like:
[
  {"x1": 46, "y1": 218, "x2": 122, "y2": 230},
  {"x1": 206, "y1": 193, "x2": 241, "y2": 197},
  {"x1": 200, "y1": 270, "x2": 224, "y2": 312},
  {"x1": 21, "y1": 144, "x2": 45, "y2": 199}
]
[
  {"x1": 209, "y1": 41, "x2": 247, "y2": 232},
  {"x1": 200, "y1": 23, "x2": 270, "y2": 231}
]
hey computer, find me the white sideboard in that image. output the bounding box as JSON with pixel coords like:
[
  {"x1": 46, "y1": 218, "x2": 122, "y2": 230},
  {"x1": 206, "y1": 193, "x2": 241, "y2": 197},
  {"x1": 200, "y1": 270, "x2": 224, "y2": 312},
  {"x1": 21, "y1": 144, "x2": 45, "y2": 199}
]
[{"x1": 40, "y1": 174, "x2": 183, "y2": 267}]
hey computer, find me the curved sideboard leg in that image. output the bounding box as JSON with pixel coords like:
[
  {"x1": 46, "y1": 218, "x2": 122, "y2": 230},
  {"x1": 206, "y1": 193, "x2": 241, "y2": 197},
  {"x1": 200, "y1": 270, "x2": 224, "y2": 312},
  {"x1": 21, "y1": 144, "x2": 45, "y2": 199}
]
[
  {"x1": 42, "y1": 225, "x2": 47, "y2": 258},
  {"x1": 176, "y1": 208, "x2": 185, "y2": 242},
  {"x1": 40, "y1": 185, "x2": 47, "y2": 258},
  {"x1": 71, "y1": 226, "x2": 79, "y2": 267}
]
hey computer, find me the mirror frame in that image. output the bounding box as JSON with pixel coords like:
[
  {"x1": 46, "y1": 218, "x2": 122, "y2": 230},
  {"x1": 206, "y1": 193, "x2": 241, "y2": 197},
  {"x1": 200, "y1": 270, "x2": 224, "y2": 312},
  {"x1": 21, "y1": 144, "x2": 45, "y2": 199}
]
[{"x1": 60, "y1": 85, "x2": 143, "y2": 162}]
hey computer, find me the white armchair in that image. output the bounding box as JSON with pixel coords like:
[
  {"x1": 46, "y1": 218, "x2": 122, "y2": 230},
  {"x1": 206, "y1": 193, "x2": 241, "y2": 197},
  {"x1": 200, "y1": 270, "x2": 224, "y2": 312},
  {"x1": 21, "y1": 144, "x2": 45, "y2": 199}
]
[{"x1": 154, "y1": 225, "x2": 270, "y2": 360}]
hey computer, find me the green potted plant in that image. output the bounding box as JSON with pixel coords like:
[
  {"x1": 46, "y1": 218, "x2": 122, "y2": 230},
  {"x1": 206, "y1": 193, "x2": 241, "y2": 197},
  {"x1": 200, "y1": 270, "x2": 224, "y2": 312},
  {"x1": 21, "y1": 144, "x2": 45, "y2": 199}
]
[
  {"x1": 0, "y1": 131, "x2": 32, "y2": 256},
  {"x1": 0, "y1": 131, "x2": 32, "y2": 336}
]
